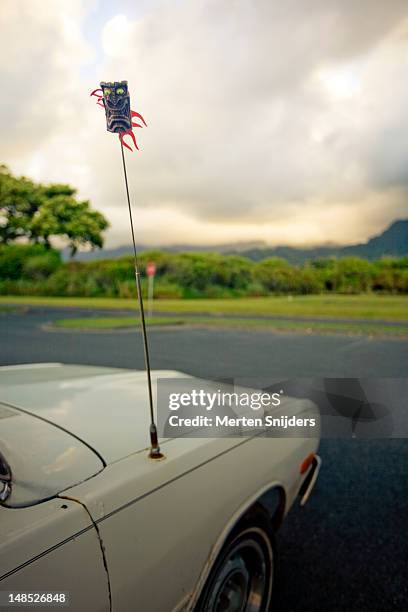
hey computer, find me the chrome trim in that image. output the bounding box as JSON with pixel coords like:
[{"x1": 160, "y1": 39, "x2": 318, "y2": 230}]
[
  {"x1": 0, "y1": 451, "x2": 12, "y2": 503},
  {"x1": 0, "y1": 481, "x2": 11, "y2": 503}
]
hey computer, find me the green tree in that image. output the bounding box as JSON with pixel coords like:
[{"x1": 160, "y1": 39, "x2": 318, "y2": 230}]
[
  {"x1": 0, "y1": 165, "x2": 109, "y2": 255},
  {"x1": 0, "y1": 165, "x2": 43, "y2": 243},
  {"x1": 31, "y1": 196, "x2": 109, "y2": 256}
]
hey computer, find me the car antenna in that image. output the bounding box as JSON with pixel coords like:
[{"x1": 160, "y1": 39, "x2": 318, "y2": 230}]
[
  {"x1": 90, "y1": 81, "x2": 163, "y2": 459},
  {"x1": 120, "y1": 142, "x2": 163, "y2": 460}
]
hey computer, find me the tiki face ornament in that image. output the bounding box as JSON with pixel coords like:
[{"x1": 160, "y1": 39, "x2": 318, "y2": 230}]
[
  {"x1": 90, "y1": 81, "x2": 147, "y2": 151},
  {"x1": 101, "y1": 81, "x2": 132, "y2": 133}
]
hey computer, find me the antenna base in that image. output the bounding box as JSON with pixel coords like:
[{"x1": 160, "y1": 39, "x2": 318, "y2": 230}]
[
  {"x1": 149, "y1": 424, "x2": 164, "y2": 460},
  {"x1": 148, "y1": 447, "x2": 165, "y2": 460}
]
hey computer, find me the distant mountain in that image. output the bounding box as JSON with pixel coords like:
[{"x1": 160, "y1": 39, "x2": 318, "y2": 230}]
[
  {"x1": 229, "y1": 219, "x2": 408, "y2": 263},
  {"x1": 345, "y1": 219, "x2": 408, "y2": 259},
  {"x1": 64, "y1": 240, "x2": 268, "y2": 261},
  {"x1": 66, "y1": 219, "x2": 408, "y2": 263}
]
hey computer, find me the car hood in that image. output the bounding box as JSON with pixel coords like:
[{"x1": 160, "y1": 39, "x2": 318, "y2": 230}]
[{"x1": 0, "y1": 363, "x2": 191, "y2": 466}]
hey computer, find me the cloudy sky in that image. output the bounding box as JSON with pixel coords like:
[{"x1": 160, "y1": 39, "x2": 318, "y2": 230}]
[{"x1": 1, "y1": 0, "x2": 408, "y2": 248}]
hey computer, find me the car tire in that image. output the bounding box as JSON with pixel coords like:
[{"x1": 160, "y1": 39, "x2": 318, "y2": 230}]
[{"x1": 195, "y1": 506, "x2": 275, "y2": 612}]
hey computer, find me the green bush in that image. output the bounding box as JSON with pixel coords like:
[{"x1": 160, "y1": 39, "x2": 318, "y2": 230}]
[
  {"x1": 23, "y1": 253, "x2": 61, "y2": 280},
  {"x1": 254, "y1": 258, "x2": 315, "y2": 294},
  {"x1": 331, "y1": 258, "x2": 373, "y2": 293},
  {"x1": 0, "y1": 243, "x2": 406, "y2": 297},
  {"x1": 0, "y1": 244, "x2": 61, "y2": 280},
  {"x1": 153, "y1": 280, "x2": 183, "y2": 299},
  {"x1": 298, "y1": 267, "x2": 324, "y2": 294},
  {"x1": 371, "y1": 258, "x2": 408, "y2": 293},
  {"x1": 117, "y1": 280, "x2": 137, "y2": 299},
  {"x1": 245, "y1": 281, "x2": 269, "y2": 297}
]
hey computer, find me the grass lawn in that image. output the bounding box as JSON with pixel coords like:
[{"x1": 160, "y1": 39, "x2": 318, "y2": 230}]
[
  {"x1": 52, "y1": 315, "x2": 408, "y2": 337},
  {"x1": 2, "y1": 294, "x2": 407, "y2": 321},
  {"x1": 54, "y1": 316, "x2": 184, "y2": 329}
]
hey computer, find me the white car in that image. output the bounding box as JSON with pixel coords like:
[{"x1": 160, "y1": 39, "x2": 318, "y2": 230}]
[{"x1": 0, "y1": 363, "x2": 320, "y2": 611}]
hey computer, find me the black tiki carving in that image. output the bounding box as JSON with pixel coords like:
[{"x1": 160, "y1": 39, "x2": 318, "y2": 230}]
[{"x1": 100, "y1": 80, "x2": 132, "y2": 133}]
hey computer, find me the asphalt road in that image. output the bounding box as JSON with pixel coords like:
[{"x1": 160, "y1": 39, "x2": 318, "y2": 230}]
[
  {"x1": 1, "y1": 306, "x2": 407, "y2": 377},
  {"x1": 1, "y1": 306, "x2": 408, "y2": 611}
]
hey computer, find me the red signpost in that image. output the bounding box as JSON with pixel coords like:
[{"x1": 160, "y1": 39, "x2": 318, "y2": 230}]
[{"x1": 146, "y1": 261, "x2": 156, "y2": 278}]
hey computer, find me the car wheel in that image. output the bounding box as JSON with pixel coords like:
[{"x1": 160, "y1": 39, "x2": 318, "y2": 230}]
[{"x1": 196, "y1": 510, "x2": 275, "y2": 612}]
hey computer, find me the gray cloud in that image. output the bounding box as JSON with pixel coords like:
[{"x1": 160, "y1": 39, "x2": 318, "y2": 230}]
[
  {"x1": 2, "y1": 0, "x2": 408, "y2": 246},
  {"x1": 0, "y1": 1, "x2": 92, "y2": 158}
]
